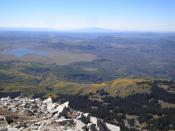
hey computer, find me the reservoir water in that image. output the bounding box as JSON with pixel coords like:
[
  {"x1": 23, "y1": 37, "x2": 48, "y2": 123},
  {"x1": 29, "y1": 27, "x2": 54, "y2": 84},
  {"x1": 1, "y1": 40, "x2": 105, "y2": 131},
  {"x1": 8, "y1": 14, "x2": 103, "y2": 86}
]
[{"x1": 2, "y1": 48, "x2": 48, "y2": 57}]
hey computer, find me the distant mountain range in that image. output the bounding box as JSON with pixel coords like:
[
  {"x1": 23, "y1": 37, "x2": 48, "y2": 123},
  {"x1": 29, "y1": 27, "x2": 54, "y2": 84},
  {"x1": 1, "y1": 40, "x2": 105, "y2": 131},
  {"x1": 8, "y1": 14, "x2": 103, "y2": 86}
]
[
  {"x1": 70, "y1": 27, "x2": 115, "y2": 33},
  {"x1": 0, "y1": 27, "x2": 174, "y2": 34},
  {"x1": 0, "y1": 27, "x2": 115, "y2": 33},
  {"x1": 0, "y1": 27, "x2": 55, "y2": 31}
]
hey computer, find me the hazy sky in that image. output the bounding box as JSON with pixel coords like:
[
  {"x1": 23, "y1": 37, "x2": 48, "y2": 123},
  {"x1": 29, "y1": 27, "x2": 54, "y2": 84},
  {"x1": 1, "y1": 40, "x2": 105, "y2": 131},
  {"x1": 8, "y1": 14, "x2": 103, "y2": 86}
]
[{"x1": 0, "y1": 0, "x2": 175, "y2": 31}]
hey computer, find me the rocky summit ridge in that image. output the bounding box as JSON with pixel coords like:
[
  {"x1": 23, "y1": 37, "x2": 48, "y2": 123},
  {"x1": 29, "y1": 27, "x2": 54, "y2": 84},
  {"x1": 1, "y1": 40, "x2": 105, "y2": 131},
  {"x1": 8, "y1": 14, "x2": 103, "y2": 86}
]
[{"x1": 0, "y1": 97, "x2": 120, "y2": 131}]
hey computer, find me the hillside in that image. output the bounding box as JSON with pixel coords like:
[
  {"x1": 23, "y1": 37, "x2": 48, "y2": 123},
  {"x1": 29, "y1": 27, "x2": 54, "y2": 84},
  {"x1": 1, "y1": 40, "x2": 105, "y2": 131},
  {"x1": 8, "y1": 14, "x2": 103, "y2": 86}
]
[
  {"x1": 62, "y1": 79, "x2": 175, "y2": 130},
  {"x1": 1, "y1": 66, "x2": 175, "y2": 130},
  {"x1": 87, "y1": 78, "x2": 151, "y2": 97}
]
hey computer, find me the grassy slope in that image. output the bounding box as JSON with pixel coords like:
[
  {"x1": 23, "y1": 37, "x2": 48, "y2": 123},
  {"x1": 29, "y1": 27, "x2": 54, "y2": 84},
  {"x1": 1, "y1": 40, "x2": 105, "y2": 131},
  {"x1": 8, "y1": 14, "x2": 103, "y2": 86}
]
[
  {"x1": 86, "y1": 78, "x2": 151, "y2": 97},
  {"x1": 0, "y1": 61, "x2": 172, "y2": 99},
  {"x1": 0, "y1": 65, "x2": 152, "y2": 97}
]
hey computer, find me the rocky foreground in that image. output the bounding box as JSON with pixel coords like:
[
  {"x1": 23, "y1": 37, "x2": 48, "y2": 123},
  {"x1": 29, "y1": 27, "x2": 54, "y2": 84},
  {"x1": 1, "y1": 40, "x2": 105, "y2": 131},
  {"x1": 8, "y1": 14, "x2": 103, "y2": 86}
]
[{"x1": 0, "y1": 97, "x2": 120, "y2": 131}]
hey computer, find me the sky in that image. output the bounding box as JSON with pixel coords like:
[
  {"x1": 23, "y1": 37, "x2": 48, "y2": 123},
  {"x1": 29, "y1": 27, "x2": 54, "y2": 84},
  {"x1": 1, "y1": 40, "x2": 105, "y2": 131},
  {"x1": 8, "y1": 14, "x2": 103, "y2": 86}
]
[{"x1": 0, "y1": 0, "x2": 175, "y2": 32}]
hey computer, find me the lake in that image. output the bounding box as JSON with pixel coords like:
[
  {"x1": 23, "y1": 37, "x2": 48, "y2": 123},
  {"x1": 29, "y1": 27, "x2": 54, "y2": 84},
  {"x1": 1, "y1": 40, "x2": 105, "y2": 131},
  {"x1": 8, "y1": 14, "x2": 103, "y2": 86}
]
[{"x1": 2, "y1": 48, "x2": 48, "y2": 57}]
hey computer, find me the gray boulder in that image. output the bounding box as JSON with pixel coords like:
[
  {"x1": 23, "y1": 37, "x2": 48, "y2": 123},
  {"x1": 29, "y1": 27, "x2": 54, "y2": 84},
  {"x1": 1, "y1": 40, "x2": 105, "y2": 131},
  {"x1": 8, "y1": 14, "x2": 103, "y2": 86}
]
[
  {"x1": 53, "y1": 101, "x2": 70, "y2": 118},
  {"x1": 0, "y1": 127, "x2": 7, "y2": 131},
  {"x1": 0, "y1": 97, "x2": 120, "y2": 131},
  {"x1": 4, "y1": 116, "x2": 13, "y2": 124},
  {"x1": 90, "y1": 117, "x2": 120, "y2": 131},
  {"x1": 87, "y1": 123, "x2": 97, "y2": 131},
  {"x1": 75, "y1": 119, "x2": 87, "y2": 131},
  {"x1": 20, "y1": 109, "x2": 34, "y2": 116},
  {"x1": 77, "y1": 113, "x2": 90, "y2": 124},
  {"x1": 97, "y1": 119, "x2": 110, "y2": 131}
]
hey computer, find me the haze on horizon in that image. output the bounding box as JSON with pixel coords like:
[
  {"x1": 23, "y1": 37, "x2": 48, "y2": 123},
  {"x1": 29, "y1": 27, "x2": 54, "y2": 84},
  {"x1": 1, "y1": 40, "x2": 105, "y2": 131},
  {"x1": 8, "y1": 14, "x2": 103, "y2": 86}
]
[{"x1": 0, "y1": 0, "x2": 175, "y2": 32}]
